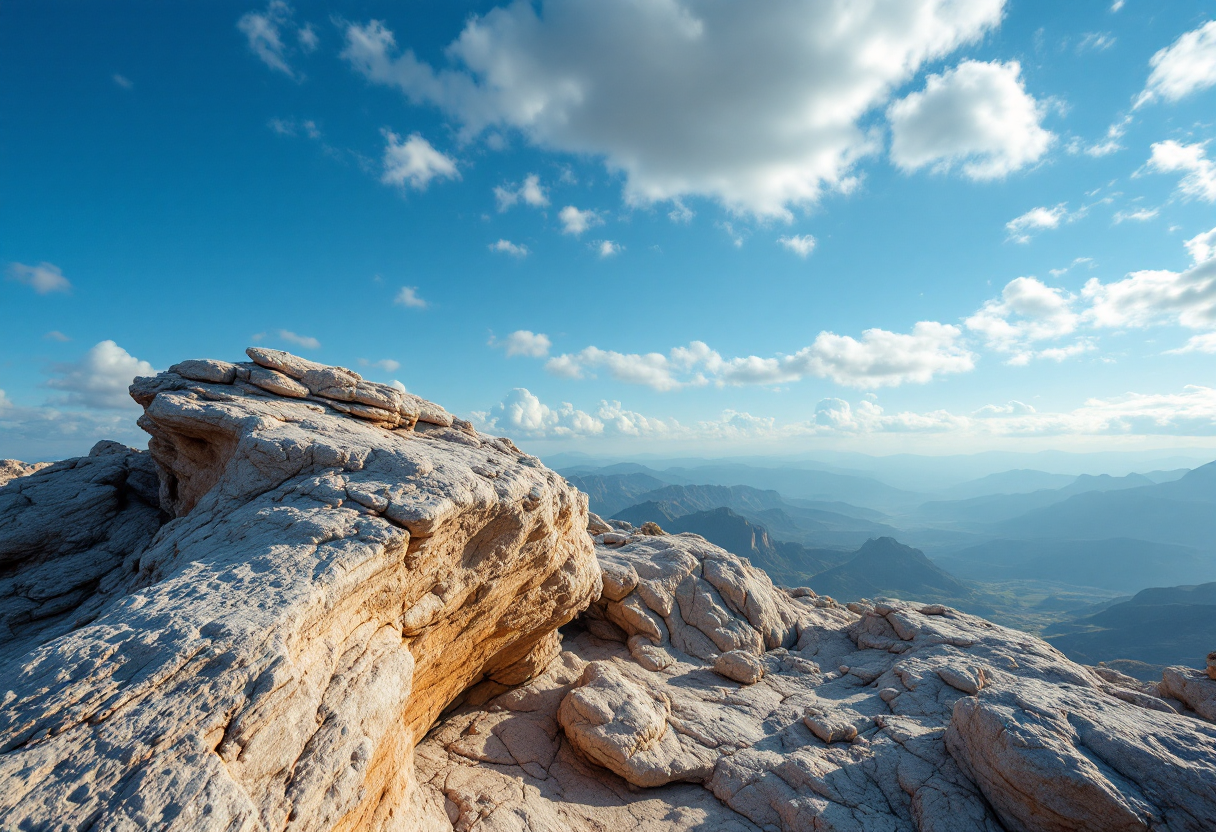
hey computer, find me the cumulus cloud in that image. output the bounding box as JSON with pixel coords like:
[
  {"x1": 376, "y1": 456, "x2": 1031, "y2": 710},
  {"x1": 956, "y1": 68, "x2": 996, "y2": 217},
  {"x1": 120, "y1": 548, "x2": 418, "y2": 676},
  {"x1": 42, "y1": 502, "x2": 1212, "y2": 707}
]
[
  {"x1": 888, "y1": 60, "x2": 1054, "y2": 181},
  {"x1": 1082, "y1": 258, "x2": 1216, "y2": 331},
  {"x1": 45, "y1": 341, "x2": 155, "y2": 410},
  {"x1": 380, "y1": 130, "x2": 459, "y2": 190},
  {"x1": 489, "y1": 239, "x2": 529, "y2": 257},
  {"x1": 340, "y1": 1, "x2": 1004, "y2": 217},
  {"x1": 7, "y1": 261, "x2": 71, "y2": 294},
  {"x1": 559, "y1": 206, "x2": 601, "y2": 236},
  {"x1": 777, "y1": 234, "x2": 817, "y2": 258},
  {"x1": 1185, "y1": 225, "x2": 1216, "y2": 264},
  {"x1": 495, "y1": 173, "x2": 548, "y2": 211},
  {"x1": 965, "y1": 276, "x2": 1083, "y2": 364},
  {"x1": 1165, "y1": 332, "x2": 1216, "y2": 355},
  {"x1": 395, "y1": 286, "x2": 427, "y2": 309},
  {"x1": 490, "y1": 330, "x2": 551, "y2": 358},
  {"x1": 1005, "y1": 204, "x2": 1070, "y2": 243},
  {"x1": 471, "y1": 384, "x2": 1216, "y2": 444},
  {"x1": 1143, "y1": 140, "x2": 1216, "y2": 202},
  {"x1": 1135, "y1": 20, "x2": 1216, "y2": 107},
  {"x1": 597, "y1": 240, "x2": 622, "y2": 258},
  {"x1": 237, "y1": 1, "x2": 313, "y2": 80},
  {"x1": 544, "y1": 323, "x2": 974, "y2": 391}
]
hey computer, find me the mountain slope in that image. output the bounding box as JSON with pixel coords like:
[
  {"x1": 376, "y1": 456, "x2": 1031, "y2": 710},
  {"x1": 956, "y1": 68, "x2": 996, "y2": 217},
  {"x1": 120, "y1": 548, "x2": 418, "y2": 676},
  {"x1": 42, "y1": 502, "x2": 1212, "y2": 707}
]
[
  {"x1": 1045, "y1": 582, "x2": 1216, "y2": 671},
  {"x1": 564, "y1": 472, "x2": 670, "y2": 516},
  {"x1": 808, "y1": 537, "x2": 974, "y2": 603}
]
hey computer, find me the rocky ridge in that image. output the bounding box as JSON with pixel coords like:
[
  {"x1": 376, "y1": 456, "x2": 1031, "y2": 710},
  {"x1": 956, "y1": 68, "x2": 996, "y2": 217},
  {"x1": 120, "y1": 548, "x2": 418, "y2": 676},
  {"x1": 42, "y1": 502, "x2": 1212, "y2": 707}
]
[{"x1": 1, "y1": 348, "x2": 1215, "y2": 831}]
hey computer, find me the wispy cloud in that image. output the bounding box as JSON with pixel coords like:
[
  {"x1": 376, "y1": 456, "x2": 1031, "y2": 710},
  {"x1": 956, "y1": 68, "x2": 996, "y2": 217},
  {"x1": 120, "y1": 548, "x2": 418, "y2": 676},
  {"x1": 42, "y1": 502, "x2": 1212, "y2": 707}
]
[
  {"x1": 7, "y1": 262, "x2": 71, "y2": 294},
  {"x1": 1135, "y1": 20, "x2": 1216, "y2": 107},
  {"x1": 380, "y1": 130, "x2": 458, "y2": 190},
  {"x1": 495, "y1": 174, "x2": 548, "y2": 211},
  {"x1": 1143, "y1": 140, "x2": 1216, "y2": 202},
  {"x1": 777, "y1": 234, "x2": 817, "y2": 258},
  {"x1": 237, "y1": 0, "x2": 314, "y2": 81}
]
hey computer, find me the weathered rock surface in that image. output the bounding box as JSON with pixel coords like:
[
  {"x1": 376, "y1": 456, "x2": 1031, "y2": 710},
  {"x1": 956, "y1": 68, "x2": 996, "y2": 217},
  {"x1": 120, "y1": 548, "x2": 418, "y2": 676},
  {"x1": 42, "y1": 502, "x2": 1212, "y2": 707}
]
[
  {"x1": 0, "y1": 458, "x2": 52, "y2": 487},
  {"x1": 416, "y1": 533, "x2": 1216, "y2": 832},
  {"x1": 3, "y1": 347, "x2": 1216, "y2": 832},
  {"x1": 0, "y1": 349, "x2": 598, "y2": 831}
]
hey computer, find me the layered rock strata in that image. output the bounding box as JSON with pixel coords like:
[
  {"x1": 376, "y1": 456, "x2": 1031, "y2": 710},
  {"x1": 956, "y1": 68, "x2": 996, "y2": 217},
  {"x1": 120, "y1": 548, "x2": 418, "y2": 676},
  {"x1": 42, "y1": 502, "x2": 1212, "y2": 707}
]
[
  {"x1": 417, "y1": 533, "x2": 1216, "y2": 832},
  {"x1": 0, "y1": 349, "x2": 599, "y2": 831}
]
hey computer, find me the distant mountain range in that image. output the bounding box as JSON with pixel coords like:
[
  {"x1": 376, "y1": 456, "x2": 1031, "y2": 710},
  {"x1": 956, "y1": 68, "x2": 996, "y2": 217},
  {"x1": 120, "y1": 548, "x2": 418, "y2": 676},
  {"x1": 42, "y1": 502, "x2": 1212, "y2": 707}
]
[{"x1": 1044, "y1": 582, "x2": 1216, "y2": 675}]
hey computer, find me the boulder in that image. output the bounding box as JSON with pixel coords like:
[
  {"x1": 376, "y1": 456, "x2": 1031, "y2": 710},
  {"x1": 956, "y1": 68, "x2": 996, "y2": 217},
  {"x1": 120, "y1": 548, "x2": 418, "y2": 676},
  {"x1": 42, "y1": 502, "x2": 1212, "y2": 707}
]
[{"x1": 0, "y1": 349, "x2": 599, "y2": 832}]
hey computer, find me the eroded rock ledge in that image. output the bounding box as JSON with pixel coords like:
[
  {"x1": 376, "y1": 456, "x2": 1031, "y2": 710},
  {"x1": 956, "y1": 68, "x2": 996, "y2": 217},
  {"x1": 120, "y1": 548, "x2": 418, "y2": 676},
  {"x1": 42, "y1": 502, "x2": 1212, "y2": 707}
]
[
  {"x1": 2, "y1": 348, "x2": 1215, "y2": 832},
  {"x1": 0, "y1": 348, "x2": 598, "y2": 830}
]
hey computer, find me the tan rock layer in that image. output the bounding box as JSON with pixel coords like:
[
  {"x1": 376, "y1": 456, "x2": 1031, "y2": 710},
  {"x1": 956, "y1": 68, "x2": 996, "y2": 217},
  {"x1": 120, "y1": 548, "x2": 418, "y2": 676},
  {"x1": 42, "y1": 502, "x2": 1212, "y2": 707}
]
[{"x1": 0, "y1": 349, "x2": 599, "y2": 832}]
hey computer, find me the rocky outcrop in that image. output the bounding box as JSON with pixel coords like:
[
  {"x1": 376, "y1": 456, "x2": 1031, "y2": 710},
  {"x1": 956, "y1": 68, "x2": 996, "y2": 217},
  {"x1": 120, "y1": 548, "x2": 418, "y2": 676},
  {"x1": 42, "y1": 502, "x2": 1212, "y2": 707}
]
[
  {"x1": 0, "y1": 458, "x2": 52, "y2": 487},
  {"x1": 3, "y1": 346, "x2": 1216, "y2": 832},
  {"x1": 417, "y1": 532, "x2": 1216, "y2": 832},
  {"x1": 0, "y1": 348, "x2": 598, "y2": 831}
]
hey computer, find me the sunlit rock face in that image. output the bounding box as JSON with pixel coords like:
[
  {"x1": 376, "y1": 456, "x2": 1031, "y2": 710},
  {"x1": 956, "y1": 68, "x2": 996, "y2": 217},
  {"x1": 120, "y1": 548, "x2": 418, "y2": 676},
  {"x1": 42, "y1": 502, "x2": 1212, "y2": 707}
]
[
  {"x1": 0, "y1": 348, "x2": 598, "y2": 831},
  {"x1": 418, "y1": 530, "x2": 1216, "y2": 832},
  {"x1": 2, "y1": 348, "x2": 1215, "y2": 832}
]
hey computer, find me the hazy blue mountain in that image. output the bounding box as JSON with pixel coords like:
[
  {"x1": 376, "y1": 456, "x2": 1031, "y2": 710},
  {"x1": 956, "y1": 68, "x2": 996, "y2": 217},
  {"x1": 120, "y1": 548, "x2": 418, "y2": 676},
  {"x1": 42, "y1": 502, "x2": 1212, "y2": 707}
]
[
  {"x1": 992, "y1": 462, "x2": 1216, "y2": 548},
  {"x1": 1142, "y1": 469, "x2": 1191, "y2": 484},
  {"x1": 655, "y1": 463, "x2": 927, "y2": 512},
  {"x1": 1045, "y1": 582, "x2": 1216, "y2": 673},
  {"x1": 808, "y1": 538, "x2": 975, "y2": 604},
  {"x1": 610, "y1": 483, "x2": 900, "y2": 548},
  {"x1": 564, "y1": 472, "x2": 670, "y2": 516},
  {"x1": 915, "y1": 467, "x2": 1210, "y2": 529},
  {"x1": 611, "y1": 504, "x2": 849, "y2": 584},
  {"x1": 934, "y1": 538, "x2": 1216, "y2": 593},
  {"x1": 941, "y1": 469, "x2": 1076, "y2": 499}
]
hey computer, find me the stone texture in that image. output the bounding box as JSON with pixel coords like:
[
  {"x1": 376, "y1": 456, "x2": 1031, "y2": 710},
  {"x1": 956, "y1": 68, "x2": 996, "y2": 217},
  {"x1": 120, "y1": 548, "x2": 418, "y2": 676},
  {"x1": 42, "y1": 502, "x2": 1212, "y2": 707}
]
[
  {"x1": 418, "y1": 533, "x2": 1216, "y2": 832},
  {"x1": 1159, "y1": 665, "x2": 1216, "y2": 721},
  {"x1": 0, "y1": 349, "x2": 598, "y2": 832},
  {"x1": 0, "y1": 458, "x2": 51, "y2": 487}
]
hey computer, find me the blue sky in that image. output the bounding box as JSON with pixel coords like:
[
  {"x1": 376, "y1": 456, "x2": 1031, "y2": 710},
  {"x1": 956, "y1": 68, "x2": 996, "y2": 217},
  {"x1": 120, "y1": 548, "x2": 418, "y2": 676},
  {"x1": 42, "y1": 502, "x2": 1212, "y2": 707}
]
[{"x1": 2, "y1": 0, "x2": 1216, "y2": 461}]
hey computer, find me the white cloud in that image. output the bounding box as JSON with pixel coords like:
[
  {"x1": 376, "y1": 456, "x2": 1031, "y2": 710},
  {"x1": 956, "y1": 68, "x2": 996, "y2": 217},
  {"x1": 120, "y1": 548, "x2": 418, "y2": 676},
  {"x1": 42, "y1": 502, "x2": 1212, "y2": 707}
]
[
  {"x1": 1110, "y1": 0, "x2": 1125, "y2": 11},
  {"x1": 395, "y1": 286, "x2": 428, "y2": 309},
  {"x1": 1005, "y1": 203, "x2": 1069, "y2": 243},
  {"x1": 297, "y1": 23, "x2": 318, "y2": 53},
  {"x1": 888, "y1": 60, "x2": 1055, "y2": 181},
  {"x1": 359, "y1": 358, "x2": 401, "y2": 372},
  {"x1": 340, "y1": 1, "x2": 1004, "y2": 218},
  {"x1": 473, "y1": 388, "x2": 606, "y2": 438},
  {"x1": 276, "y1": 330, "x2": 320, "y2": 349},
  {"x1": 1185, "y1": 225, "x2": 1216, "y2": 264},
  {"x1": 965, "y1": 276, "x2": 1084, "y2": 364},
  {"x1": 1082, "y1": 257, "x2": 1216, "y2": 331},
  {"x1": 46, "y1": 341, "x2": 155, "y2": 410},
  {"x1": 490, "y1": 330, "x2": 551, "y2": 358},
  {"x1": 237, "y1": 1, "x2": 313, "y2": 80},
  {"x1": 494, "y1": 173, "x2": 548, "y2": 211},
  {"x1": 1113, "y1": 207, "x2": 1159, "y2": 223},
  {"x1": 1165, "y1": 332, "x2": 1216, "y2": 355},
  {"x1": 1075, "y1": 115, "x2": 1131, "y2": 157},
  {"x1": 777, "y1": 234, "x2": 817, "y2": 258},
  {"x1": 559, "y1": 206, "x2": 601, "y2": 236},
  {"x1": 1135, "y1": 20, "x2": 1216, "y2": 107},
  {"x1": 112, "y1": 73, "x2": 133, "y2": 89},
  {"x1": 6, "y1": 261, "x2": 71, "y2": 294},
  {"x1": 380, "y1": 130, "x2": 459, "y2": 190},
  {"x1": 667, "y1": 200, "x2": 694, "y2": 224},
  {"x1": 1144, "y1": 140, "x2": 1216, "y2": 202},
  {"x1": 1077, "y1": 32, "x2": 1116, "y2": 53},
  {"x1": 597, "y1": 240, "x2": 622, "y2": 258},
  {"x1": 44, "y1": 331, "x2": 70, "y2": 342},
  {"x1": 489, "y1": 239, "x2": 529, "y2": 257},
  {"x1": 544, "y1": 322, "x2": 974, "y2": 391},
  {"x1": 973, "y1": 400, "x2": 1036, "y2": 417}
]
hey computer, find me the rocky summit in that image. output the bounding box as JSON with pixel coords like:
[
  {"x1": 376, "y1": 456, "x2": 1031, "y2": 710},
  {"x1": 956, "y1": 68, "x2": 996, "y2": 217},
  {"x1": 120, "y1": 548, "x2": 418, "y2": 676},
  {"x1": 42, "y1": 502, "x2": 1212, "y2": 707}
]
[{"x1": 2, "y1": 349, "x2": 1216, "y2": 831}]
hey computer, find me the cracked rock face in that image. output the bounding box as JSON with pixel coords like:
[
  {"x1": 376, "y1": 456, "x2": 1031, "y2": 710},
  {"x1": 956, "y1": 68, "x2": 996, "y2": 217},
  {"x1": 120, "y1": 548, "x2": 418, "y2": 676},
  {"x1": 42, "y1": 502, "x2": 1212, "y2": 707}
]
[
  {"x1": 0, "y1": 349, "x2": 598, "y2": 831},
  {"x1": 417, "y1": 533, "x2": 1216, "y2": 832}
]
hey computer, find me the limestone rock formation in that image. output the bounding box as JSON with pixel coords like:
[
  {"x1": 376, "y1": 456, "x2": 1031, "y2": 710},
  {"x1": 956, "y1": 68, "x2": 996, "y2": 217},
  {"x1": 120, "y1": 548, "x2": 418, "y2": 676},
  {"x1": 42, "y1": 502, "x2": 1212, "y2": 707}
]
[
  {"x1": 417, "y1": 532, "x2": 1216, "y2": 832},
  {"x1": 3, "y1": 346, "x2": 1216, "y2": 832},
  {"x1": 0, "y1": 348, "x2": 598, "y2": 831}
]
